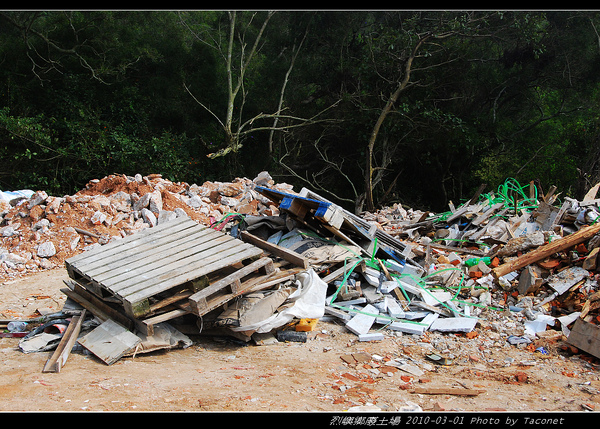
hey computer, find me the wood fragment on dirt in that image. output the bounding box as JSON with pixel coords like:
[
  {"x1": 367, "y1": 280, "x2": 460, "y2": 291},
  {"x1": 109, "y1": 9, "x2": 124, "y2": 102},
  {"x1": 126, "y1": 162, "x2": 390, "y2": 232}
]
[
  {"x1": 42, "y1": 309, "x2": 87, "y2": 373},
  {"x1": 411, "y1": 386, "x2": 486, "y2": 396}
]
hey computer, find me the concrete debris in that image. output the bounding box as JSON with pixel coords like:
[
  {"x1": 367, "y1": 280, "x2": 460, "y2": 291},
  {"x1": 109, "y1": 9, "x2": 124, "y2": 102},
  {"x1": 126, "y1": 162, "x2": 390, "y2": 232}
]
[{"x1": 3, "y1": 174, "x2": 600, "y2": 369}]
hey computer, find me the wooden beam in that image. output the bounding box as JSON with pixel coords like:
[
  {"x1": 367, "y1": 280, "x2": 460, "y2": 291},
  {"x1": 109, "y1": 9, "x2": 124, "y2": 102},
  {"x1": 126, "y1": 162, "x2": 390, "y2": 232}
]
[
  {"x1": 492, "y1": 222, "x2": 600, "y2": 278},
  {"x1": 240, "y1": 231, "x2": 309, "y2": 268},
  {"x1": 468, "y1": 183, "x2": 487, "y2": 205},
  {"x1": 62, "y1": 280, "x2": 135, "y2": 331}
]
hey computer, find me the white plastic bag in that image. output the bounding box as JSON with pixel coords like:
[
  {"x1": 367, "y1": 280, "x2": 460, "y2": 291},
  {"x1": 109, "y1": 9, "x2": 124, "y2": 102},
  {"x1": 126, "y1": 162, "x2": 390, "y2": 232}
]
[{"x1": 231, "y1": 269, "x2": 328, "y2": 333}]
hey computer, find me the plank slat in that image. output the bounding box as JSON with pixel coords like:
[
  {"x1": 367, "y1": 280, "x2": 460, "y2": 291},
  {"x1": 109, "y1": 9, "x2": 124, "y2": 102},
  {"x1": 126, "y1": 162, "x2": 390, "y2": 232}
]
[
  {"x1": 120, "y1": 245, "x2": 262, "y2": 303},
  {"x1": 72, "y1": 221, "x2": 215, "y2": 278},
  {"x1": 106, "y1": 237, "x2": 249, "y2": 294},
  {"x1": 188, "y1": 257, "x2": 275, "y2": 316},
  {"x1": 88, "y1": 229, "x2": 231, "y2": 286},
  {"x1": 66, "y1": 216, "x2": 193, "y2": 265}
]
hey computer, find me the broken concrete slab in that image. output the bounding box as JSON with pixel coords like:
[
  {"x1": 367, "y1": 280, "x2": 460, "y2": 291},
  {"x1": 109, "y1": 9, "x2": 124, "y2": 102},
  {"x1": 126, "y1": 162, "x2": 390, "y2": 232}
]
[
  {"x1": 383, "y1": 312, "x2": 440, "y2": 336},
  {"x1": 546, "y1": 266, "x2": 589, "y2": 295},
  {"x1": 387, "y1": 360, "x2": 425, "y2": 377},
  {"x1": 517, "y1": 265, "x2": 544, "y2": 295},
  {"x1": 358, "y1": 332, "x2": 385, "y2": 342},
  {"x1": 429, "y1": 316, "x2": 478, "y2": 333},
  {"x1": 385, "y1": 319, "x2": 429, "y2": 336},
  {"x1": 324, "y1": 305, "x2": 353, "y2": 321},
  {"x1": 345, "y1": 304, "x2": 379, "y2": 335},
  {"x1": 386, "y1": 296, "x2": 406, "y2": 318},
  {"x1": 421, "y1": 290, "x2": 453, "y2": 307}
]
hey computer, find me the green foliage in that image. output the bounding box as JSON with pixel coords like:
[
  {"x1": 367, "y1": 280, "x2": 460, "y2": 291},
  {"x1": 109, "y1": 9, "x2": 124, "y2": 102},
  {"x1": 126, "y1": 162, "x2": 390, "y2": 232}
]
[{"x1": 0, "y1": 10, "x2": 599, "y2": 211}]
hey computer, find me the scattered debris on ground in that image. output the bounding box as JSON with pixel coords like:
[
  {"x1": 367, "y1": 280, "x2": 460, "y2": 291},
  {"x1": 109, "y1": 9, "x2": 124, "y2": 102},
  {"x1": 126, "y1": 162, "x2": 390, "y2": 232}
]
[{"x1": 2, "y1": 173, "x2": 600, "y2": 411}]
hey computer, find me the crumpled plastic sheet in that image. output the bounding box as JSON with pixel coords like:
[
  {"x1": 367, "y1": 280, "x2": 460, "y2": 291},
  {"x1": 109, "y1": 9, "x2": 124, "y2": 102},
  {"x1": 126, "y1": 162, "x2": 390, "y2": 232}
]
[{"x1": 230, "y1": 268, "x2": 328, "y2": 334}]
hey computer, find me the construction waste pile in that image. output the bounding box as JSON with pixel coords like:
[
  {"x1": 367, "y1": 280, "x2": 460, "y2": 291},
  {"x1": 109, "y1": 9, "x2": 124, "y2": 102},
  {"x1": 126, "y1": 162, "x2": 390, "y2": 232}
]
[{"x1": 2, "y1": 173, "x2": 600, "y2": 372}]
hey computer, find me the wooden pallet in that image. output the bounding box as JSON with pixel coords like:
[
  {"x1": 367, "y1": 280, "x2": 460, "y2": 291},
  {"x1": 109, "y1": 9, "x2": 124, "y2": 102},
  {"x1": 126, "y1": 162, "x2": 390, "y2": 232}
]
[
  {"x1": 187, "y1": 256, "x2": 300, "y2": 317},
  {"x1": 64, "y1": 217, "x2": 264, "y2": 319}
]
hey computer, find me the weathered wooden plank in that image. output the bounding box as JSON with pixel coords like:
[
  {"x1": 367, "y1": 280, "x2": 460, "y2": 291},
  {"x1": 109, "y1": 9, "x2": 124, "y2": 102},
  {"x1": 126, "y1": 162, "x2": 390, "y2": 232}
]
[
  {"x1": 467, "y1": 208, "x2": 510, "y2": 241},
  {"x1": 66, "y1": 216, "x2": 194, "y2": 266},
  {"x1": 188, "y1": 257, "x2": 274, "y2": 315},
  {"x1": 471, "y1": 202, "x2": 504, "y2": 227},
  {"x1": 467, "y1": 183, "x2": 487, "y2": 206},
  {"x1": 42, "y1": 309, "x2": 86, "y2": 373},
  {"x1": 108, "y1": 238, "x2": 258, "y2": 296},
  {"x1": 119, "y1": 245, "x2": 262, "y2": 305},
  {"x1": 90, "y1": 230, "x2": 233, "y2": 287},
  {"x1": 567, "y1": 318, "x2": 600, "y2": 359},
  {"x1": 551, "y1": 200, "x2": 571, "y2": 228},
  {"x1": 66, "y1": 221, "x2": 200, "y2": 282},
  {"x1": 240, "y1": 231, "x2": 309, "y2": 268},
  {"x1": 149, "y1": 288, "x2": 195, "y2": 313},
  {"x1": 73, "y1": 222, "x2": 218, "y2": 279},
  {"x1": 445, "y1": 204, "x2": 472, "y2": 223},
  {"x1": 61, "y1": 280, "x2": 135, "y2": 330},
  {"x1": 411, "y1": 386, "x2": 485, "y2": 396},
  {"x1": 542, "y1": 185, "x2": 557, "y2": 204},
  {"x1": 77, "y1": 319, "x2": 141, "y2": 366},
  {"x1": 99, "y1": 233, "x2": 236, "y2": 290},
  {"x1": 137, "y1": 308, "x2": 190, "y2": 333}
]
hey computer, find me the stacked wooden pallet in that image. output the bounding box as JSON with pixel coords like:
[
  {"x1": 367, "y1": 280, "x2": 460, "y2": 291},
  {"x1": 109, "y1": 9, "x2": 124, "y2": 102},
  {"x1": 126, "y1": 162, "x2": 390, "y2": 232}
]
[{"x1": 62, "y1": 216, "x2": 281, "y2": 336}]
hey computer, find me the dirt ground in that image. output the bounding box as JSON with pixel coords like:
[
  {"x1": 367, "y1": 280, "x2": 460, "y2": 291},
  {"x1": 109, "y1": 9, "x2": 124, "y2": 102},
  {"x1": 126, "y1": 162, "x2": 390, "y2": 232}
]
[{"x1": 0, "y1": 268, "x2": 599, "y2": 416}]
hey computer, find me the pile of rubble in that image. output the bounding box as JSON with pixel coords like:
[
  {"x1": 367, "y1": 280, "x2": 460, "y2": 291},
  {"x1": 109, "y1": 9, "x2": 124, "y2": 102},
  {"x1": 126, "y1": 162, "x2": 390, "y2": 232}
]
[
  {"x1": 0, "y1": 172, "x2": 288, "y2": 280},
  {"x1": 2, "y1": 173, "x2": 600, "y2": 370}
]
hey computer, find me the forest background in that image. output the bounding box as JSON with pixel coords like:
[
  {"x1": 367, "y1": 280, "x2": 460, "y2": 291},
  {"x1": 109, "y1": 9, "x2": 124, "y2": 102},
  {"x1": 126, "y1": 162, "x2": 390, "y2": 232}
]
[{"x1": 2, "y1": 10, "x2": 600, "y2": 214}]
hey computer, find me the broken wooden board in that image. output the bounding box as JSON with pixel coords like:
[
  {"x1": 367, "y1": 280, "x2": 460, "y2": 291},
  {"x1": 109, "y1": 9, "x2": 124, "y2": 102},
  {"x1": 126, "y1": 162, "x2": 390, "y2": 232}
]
[
  {"x1": 63, "y1": 279, "x2": 185, "y2": 337},
  {"x1": 61, "y1": 279, "x2": 136, "y2": 331},
  {"x1": 42, "y1": 309, "x2": 86, "y2": 373},
  {"x1": 583, "y1": 181, "x2": 600, "y2": 202},
  {"x1": 78, "y1": 319, "x2": 141, "y2": 365},
  {"x1": 65, "y1": 217, "x2": 263, "y2": 319},
  {"x1": 567, "y1": 317, "x2": 600, "y2": 359}
]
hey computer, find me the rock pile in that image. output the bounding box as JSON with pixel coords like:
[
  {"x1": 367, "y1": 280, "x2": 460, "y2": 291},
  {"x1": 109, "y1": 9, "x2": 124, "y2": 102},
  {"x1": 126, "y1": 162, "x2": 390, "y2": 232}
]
[{"x1": 0, "y1": 172, "x2": 292, "y2": 282}]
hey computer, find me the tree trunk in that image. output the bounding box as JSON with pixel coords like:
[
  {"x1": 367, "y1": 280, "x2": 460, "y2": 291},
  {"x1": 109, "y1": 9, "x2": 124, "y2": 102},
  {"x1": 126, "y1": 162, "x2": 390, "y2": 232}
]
[{"x1": 364, "y1": 35, "x2": 428, "y2": 212}]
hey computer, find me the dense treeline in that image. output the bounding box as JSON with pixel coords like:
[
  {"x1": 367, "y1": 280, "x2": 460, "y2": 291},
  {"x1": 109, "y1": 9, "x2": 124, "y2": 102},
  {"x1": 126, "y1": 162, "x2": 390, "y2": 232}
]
[{"x1": 1, "y1": 10, "x2": 600, "y2": 213}]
